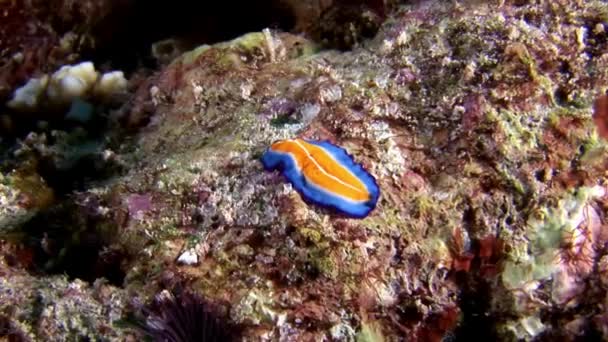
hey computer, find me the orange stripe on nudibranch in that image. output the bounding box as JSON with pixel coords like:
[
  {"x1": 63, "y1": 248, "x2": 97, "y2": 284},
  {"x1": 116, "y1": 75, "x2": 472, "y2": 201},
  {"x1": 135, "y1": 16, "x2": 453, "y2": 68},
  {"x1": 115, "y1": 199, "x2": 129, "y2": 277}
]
[
  {"x1": 269, "y1": 139, "x2": 369, "y2": 202},
  {"x1": 261, "y1": 138, "x2": 380, "y2": 218}
]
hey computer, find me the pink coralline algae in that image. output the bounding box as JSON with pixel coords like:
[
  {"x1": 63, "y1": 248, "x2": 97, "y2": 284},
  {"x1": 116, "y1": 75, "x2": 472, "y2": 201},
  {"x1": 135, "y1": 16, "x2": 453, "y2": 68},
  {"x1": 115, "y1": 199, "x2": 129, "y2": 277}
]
[
  {"x1": 594, "y1": 94, "x2": 608, "y2": 140},
  {"x1": 126, "y1": 193, "x2": 153, "y2": 221},
  {"x1": 553, "y1": 199, "x2": 606, "y2": 305}
]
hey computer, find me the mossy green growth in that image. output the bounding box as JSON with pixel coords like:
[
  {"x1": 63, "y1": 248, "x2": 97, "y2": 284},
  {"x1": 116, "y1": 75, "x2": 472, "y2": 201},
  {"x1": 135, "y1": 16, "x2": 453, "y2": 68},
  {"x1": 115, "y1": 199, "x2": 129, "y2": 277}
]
[
  {"x1": 175, "y1": 32, "x2": 267, "y2": 65},
  {"x1": 10, "y1": 171, "x2": 54, "y2": 209},
  {"x1": 356, "y1": 321, "x2": 385, "y2": 342},
  {"x1": 231, "y1": 290, "x2": 280, "y2": 325},
  {"x1": 580, "y1": 130, "x2": 608, "y2": 167},
  {"x1": 308, "y1": 247, "x2": 338, "y2": 279},
  {"x1": 230, "y1": 32, "x2": 268, "y2": 51},
  {"x1": 488, "y1": 108, "x2": 545, "y2": 159},
  {"x1": 362, "y1": 207, "x2": 403, "y2": 234},
  {"x1": 297, "y1": 227, "x2": 324, "y2": 245},
  {"x1": 501, "y1": 186, "x2": 605, "y2": 290},
  {"x1": 172, "y1": 32, "x2": 269, "y2": 72},
  {"x1": 496, "y1": 165, "x2": 527, "y2": 196},
  {"x1": 426, "y1": 236, "x2": 453, "y2": 261},
  {"x1": 412, "y1": 192, "x2": 437, "y2": 218},
  {"x1": 176, "y1": 44, "x2": 211, "y2": 66},
  {"x1": 0, "y1": 171, "x2": 54, "y2": 234},
  {"x1": 516, "y1": 49, "x2": 555, "y2": 106}
]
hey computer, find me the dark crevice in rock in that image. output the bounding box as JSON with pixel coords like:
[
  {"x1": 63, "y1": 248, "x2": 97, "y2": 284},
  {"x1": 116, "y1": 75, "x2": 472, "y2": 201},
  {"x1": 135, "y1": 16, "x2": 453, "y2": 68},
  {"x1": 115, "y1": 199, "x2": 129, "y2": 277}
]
[
  {"x1": 452, "y1": 274, "x2": 497, "y2": 341},
  {"x1": 21, "y1": 205, "x2": 129, "y2": 287},
  {"x1": 451, "y1": 238, "x2": 500, "y2": 341},
  {"x1": 83, "y1": 0, "x2": 296, "y2": 73}
]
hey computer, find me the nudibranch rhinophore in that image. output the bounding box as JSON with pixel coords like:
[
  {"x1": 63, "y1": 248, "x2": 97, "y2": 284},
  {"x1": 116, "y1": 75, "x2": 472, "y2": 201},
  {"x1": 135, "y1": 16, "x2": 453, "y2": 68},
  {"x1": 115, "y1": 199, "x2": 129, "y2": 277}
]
[{"x1": 261, "y1": 138, "x2": 380, "y2": 218}]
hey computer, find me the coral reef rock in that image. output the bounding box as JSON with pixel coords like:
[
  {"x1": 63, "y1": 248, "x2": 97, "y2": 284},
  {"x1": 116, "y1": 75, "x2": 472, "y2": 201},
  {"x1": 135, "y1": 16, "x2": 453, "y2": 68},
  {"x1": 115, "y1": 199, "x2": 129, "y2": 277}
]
[{"x1": 1, "y1": 0, "x2": 608, "y2": 341}]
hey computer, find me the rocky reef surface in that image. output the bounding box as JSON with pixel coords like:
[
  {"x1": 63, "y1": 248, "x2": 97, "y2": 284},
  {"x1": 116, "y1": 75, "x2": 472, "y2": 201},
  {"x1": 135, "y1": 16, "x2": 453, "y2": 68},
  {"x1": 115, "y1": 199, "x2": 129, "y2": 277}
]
[{"x1": 1, "y1": 0, "x2": 608, "y2": 340}]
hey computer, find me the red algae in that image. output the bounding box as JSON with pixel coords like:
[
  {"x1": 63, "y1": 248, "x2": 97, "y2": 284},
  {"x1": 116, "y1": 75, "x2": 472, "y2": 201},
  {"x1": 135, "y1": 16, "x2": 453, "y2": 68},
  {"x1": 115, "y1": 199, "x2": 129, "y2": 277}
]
[{"x1": 594, "y1": 94, "x2": 608, "y2": 140}]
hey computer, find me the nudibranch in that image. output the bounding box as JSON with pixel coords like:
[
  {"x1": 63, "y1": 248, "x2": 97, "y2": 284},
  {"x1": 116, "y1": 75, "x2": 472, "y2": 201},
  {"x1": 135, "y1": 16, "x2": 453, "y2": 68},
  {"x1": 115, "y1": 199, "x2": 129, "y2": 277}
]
[{"x1": 261, "y1": 138, "x2": 380, "y2": 218}]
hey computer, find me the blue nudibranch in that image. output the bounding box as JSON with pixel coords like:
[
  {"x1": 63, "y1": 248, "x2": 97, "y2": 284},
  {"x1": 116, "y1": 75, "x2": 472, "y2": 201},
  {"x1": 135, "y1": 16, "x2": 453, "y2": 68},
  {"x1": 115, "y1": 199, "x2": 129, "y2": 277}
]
[{"x1": 261, "y1": 138, "x2": 380, "y2": 218}]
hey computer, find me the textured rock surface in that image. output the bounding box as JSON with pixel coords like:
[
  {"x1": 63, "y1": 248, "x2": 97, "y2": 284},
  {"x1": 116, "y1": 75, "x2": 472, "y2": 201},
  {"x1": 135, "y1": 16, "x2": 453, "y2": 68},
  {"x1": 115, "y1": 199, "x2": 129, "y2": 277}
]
[
  {"x1": 1, "y1": 0, "x2": 608, "y2": 340},
  {"x1": 0, "y1": 241, "x2": 132, "y2": 341},
  {"x1": 0, "y1": 0, "x2": 128, "y2": 104}
]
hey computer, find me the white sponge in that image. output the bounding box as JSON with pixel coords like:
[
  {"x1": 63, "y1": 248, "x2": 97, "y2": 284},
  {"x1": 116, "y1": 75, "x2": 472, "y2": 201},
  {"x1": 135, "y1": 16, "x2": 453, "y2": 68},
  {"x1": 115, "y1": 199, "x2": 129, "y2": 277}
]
[
  {"x1": 6, "y1": 61, "x2": 128, "y2": 111},
  {"x1": 94, "y1": 71, "x2": 128, "y2": 98},
  {"x1": 7, "y1": 76, "x2": 49, "y2": 110},
  {"x1": 47, "y1": 61, "x2": 99, "y2": 104}
]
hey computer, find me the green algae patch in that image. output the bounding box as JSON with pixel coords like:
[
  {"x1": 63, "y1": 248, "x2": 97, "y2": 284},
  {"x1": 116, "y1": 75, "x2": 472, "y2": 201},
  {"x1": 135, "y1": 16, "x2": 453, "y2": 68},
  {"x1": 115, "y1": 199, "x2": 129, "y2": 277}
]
[
  {"x1": 295, "y1": 225, "x2": 339, "y2": 279},
  {"x1": 231, "y1": 289, "x2": 282, "y2": 326},
  {"x1": 177, "y1": 44, "x2": 211, "y2": 66},
  {"x1": 356, "y1": 321, "x2": 385, "y2": 342},
  {"x1": 501, "y1": 186, "x2": 605, "y2": 291},
  {"x1": 489, "y1": 108, "x2": 545, "y2": 158},
  {"x1": 174, "y1": 31, "x2": 319, "y2": 70},
  {"x1": 297, "y1": 226, "x2": 324, "y2": 245},
  {"x1": 10, "y1": 171, "x2": 54, "y2": 210},
  {"x1": 308, "y1": 247, "x2": 338, "y2": 279},
  {"x1": 0, "y1": 170, "x2": 54, "y2": 234}
]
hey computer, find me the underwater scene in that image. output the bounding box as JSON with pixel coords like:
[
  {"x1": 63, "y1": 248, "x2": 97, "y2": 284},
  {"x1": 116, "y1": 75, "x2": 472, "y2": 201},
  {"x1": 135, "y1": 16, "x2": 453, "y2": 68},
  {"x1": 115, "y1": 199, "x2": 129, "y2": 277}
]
[{"x1": 1, "y1": 0, "x2": 608, "y2": 340}]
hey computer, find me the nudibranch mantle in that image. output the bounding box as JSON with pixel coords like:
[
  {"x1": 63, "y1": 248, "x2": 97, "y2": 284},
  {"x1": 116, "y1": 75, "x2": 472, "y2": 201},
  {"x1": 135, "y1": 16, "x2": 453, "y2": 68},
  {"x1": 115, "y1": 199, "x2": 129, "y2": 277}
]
[{"x1": 261, "y1": 138, "x2": 380, "y2": 218}]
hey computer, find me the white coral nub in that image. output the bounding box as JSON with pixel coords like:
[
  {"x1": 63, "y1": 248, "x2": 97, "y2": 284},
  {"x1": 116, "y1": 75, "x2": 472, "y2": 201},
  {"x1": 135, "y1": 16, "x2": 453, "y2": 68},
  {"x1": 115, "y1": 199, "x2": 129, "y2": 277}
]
[
  {"x1": 7, "y1": 76, "x2": 49, "y2": 110},
  {"x1": 177, "y1": 249, "x2": 198, "y2": 265},
  {"x1": 6, "y1": 61, "x2": 128, "y2": 111},
  {"x1": 47, "y1": 62, "x2": 99, "y2": 103},
  {"x1": 94, "y1": 71, "x2": 128, "y2": 98}
]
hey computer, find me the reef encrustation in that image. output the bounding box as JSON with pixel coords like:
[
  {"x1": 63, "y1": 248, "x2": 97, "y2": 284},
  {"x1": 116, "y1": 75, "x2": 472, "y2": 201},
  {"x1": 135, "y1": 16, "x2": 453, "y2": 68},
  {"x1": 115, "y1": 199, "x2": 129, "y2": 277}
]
[{"x1": 1, "y1": 0, "x2": 608, "y2": 340}]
